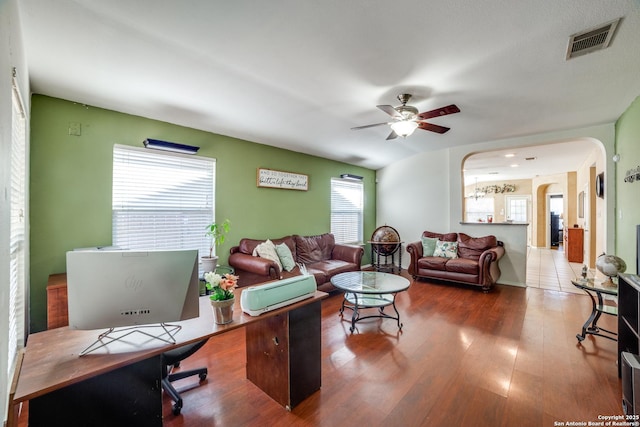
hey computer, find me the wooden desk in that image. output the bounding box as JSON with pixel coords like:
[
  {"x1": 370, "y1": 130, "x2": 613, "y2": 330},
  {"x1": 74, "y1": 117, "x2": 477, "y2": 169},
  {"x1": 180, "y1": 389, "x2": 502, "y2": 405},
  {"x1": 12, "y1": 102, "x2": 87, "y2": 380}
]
[{"x1": 14, "y1": 289, "x2": 327, "y2": 426}]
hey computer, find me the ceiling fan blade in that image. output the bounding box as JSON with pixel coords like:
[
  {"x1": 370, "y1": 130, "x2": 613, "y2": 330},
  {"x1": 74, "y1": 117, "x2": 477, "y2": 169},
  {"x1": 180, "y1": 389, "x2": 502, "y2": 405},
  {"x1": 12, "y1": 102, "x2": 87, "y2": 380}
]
[
  {"x1": 377, "y1": 105, "x2": 403, "y2": 119},
  {"x1": 418, "y1": 122, "x2": 450, "y2": 134},
  {"x1": 351, "y1": 122, "x2": 389, "y2": 130},
  {"x1": 386, "y1": 130, "x2": 398, "y2": 140},
  {"x1": 417, "y1": 104, "x2": 460, "y2": 120}
]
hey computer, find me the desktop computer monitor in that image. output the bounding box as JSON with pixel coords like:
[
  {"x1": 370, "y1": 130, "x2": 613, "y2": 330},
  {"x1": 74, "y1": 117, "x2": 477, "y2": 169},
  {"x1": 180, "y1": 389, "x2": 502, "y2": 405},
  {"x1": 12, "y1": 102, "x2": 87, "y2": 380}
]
[{"x1": 66, "y1": 248, "x2": 200, "y2": 330}]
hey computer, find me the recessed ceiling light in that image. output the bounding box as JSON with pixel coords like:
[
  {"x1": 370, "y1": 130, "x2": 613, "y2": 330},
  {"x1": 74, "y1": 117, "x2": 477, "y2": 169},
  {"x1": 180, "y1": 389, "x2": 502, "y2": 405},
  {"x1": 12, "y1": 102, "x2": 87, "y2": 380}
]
[
  {"x1": 510, "y1": 164, "x2": 519, "y2": 168},
  {"x1": 504, "y1": 153, "x2": 515, "y2": 158}
]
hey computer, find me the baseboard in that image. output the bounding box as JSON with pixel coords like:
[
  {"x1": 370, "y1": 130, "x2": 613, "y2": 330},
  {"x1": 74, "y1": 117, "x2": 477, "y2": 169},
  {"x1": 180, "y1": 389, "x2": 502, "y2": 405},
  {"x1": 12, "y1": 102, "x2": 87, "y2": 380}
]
[{"x1": 497, "y1": 280, "x2": 526, "y2": 287}]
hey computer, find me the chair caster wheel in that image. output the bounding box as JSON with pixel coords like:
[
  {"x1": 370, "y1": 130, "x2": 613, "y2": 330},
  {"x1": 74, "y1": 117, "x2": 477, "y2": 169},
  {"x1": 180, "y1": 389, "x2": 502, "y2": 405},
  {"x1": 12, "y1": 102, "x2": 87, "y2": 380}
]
[{"x1": 172, "y1": 403, "x2": 182, "y2": 416}]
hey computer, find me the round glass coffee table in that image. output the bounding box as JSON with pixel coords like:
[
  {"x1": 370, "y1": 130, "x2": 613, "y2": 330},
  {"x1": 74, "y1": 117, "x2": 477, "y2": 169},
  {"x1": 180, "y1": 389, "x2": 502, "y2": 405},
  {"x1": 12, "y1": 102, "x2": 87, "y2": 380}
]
[{"x1": 330, "y1": 271, "x2": 410, "y2": 333}]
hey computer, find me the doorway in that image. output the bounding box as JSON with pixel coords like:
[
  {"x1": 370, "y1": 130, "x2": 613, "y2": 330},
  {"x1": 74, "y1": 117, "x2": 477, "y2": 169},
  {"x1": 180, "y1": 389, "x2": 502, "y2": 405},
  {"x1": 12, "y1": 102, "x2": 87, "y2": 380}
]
[{"x1": 549, "y1": 194, "x2": 563, "y2": 248}]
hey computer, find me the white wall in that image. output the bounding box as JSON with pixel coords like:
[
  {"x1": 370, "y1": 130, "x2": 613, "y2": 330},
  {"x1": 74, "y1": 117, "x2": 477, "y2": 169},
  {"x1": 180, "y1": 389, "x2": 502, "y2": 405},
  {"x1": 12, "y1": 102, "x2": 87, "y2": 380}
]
[
  {"x1": 458, "y1": 223, "x2": 528, "y2": 286},
  {"x1": 1, "y1": 0, "x2": 29, "y2": 422},
  {"x1": 574, "y1": 143, "x2": 607, "y2": 267},
  {"x1": 377, "y1": 123, "x2": 616, "y2": 287},
  {"x1": 376, "y1": 148, "x2": 451, "y2": 257}
]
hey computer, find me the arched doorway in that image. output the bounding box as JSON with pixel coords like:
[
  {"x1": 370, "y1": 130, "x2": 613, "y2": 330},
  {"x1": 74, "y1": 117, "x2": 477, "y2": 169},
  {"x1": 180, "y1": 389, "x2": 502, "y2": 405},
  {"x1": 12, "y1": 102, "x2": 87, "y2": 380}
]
[{"x1": 462, "y1": 139, "x2": 607, "y2": 287}]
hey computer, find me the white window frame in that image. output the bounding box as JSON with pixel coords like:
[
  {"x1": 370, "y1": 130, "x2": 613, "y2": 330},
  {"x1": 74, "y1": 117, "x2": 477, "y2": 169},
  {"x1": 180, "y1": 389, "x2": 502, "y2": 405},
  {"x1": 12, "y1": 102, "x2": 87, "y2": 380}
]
[
  {"x1": 505, "y1": 195, "x2": 530, "y2": 222},
  {"x1": 330, "y1": 177, "x2": 364, "y2": 244},
  {"x1": 112, "y1": 145, "x2": 215, "y2": 264}
]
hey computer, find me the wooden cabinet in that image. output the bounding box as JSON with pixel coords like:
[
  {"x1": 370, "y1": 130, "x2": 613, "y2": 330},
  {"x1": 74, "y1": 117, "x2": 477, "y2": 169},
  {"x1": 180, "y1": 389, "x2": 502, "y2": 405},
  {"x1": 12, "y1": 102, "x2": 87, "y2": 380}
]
[
  {"x1": 564, "y1": 228, "x2": 584, "y2": 263},
  {"x1": 618, "y1": 274, "x2": 640, "y2": 377},
  {"x1": 46, "y1": 273, "x2": 68, "y2": 329},
  {"x1": 245, "y1": 300, "x2": 322, "y2": 410}
]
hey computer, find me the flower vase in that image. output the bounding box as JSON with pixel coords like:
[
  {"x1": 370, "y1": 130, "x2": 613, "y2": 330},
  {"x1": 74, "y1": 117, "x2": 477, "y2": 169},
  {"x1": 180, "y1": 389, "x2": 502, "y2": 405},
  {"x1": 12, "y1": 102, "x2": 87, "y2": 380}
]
[{"x1": 210, "y1": 297, "x2": 235, "y2": 325}]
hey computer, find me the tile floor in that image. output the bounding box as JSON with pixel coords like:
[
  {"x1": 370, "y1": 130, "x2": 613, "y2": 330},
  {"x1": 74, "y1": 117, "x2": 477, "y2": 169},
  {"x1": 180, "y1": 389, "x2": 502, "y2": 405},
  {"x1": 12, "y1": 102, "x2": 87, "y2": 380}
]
[{"x1": 526, "y1": 245, "x2": 604, "y2": 294}]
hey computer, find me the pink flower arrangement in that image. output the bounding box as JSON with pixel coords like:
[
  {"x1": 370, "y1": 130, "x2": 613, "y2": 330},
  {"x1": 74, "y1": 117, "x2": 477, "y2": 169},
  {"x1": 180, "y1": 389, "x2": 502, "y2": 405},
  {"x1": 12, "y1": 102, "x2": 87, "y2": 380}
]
[{"x1": 204, "y1": 272, "x2": 239, "y2": 301}]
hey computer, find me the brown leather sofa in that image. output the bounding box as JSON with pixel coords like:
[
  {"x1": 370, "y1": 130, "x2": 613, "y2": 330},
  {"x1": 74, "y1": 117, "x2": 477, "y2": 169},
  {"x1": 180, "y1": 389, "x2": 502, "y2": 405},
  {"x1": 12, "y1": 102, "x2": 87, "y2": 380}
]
[
  {"x1": 228, "y1": 233, "x2": 364, "y2": 293},
  {"x1": 406, "y1": 231, "x2": 505, "y2": 292}
]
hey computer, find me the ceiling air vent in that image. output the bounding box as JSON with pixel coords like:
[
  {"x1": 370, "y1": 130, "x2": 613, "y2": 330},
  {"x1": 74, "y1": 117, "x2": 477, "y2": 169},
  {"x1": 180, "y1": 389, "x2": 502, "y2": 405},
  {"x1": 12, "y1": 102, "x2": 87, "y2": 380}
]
[{"x1": 566, "y1": 18, "x2": 621, "y2": 60}]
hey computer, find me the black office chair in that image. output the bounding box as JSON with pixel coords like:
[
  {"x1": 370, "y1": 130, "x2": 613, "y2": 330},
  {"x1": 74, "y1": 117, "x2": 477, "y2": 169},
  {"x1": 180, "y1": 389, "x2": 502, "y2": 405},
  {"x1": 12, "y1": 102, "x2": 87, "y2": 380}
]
[{"x1": 161, "y1": 338, "x2": 209, "y2": 415}]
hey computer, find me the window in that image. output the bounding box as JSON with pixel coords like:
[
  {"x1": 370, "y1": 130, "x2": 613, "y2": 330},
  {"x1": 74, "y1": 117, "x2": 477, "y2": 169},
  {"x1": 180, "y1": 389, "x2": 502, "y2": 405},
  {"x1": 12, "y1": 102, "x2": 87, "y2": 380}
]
[
  {"x1": 9, "y1": 74, "x2": 27, "y2": 377},
  {"x1": 112, "y1": 145, "x2": 215, "y2": 261},
  {"x1": 506, "y1": 195, "x2": 529, "y2": 222},
  {"x1": 465, "y1": 197, "x2": 494, "y2": 223},
  {"x1": 330, "y1": 178, "x2": 364, "y2": 244}
]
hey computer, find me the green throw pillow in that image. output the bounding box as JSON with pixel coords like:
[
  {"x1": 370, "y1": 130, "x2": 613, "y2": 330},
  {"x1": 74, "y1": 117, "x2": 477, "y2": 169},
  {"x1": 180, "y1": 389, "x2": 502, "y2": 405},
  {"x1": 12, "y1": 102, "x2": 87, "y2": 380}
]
[
  {"x1": 275, "y1": 242, "x2": 296, "y2": 272},
  {"x1": 421, "y1": 236, "x2": 438, "y2": 256},
  {"x1": 433, "y1": 240, "x2": 458, "y2": 259}
]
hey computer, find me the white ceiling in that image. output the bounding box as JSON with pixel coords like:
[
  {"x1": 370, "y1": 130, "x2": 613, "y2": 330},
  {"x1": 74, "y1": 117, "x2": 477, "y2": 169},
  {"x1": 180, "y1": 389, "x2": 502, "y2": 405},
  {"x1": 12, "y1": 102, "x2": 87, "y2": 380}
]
[
  {"x1": 17, "y1": 1, "x2": 640, "y2": 172},
  {"x1": 462, "y1": 140, "x2": 598, "y2": 185}
]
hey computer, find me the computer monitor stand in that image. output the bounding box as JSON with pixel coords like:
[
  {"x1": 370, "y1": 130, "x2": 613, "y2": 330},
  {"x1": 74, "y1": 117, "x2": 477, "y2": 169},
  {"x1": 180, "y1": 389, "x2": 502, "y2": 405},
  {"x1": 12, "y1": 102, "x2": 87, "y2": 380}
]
[{"x1": 79, "y1": 323, "x2": 182, "y2": 356}]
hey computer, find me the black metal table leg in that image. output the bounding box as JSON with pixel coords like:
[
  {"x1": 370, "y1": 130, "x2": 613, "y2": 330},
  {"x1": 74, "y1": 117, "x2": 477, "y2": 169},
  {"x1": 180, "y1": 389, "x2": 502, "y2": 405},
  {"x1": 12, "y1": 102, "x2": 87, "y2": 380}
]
[{"x1": 576, "y1": 288, "x2": 617, "y2": 342}]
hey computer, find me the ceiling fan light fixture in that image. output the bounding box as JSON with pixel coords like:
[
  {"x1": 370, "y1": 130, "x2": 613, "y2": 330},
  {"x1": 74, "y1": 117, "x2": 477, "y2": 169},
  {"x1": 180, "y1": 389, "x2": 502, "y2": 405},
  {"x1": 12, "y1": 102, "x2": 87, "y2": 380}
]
[{"x1": 390, "y1": 120, "x2": 418, "y2": 137}]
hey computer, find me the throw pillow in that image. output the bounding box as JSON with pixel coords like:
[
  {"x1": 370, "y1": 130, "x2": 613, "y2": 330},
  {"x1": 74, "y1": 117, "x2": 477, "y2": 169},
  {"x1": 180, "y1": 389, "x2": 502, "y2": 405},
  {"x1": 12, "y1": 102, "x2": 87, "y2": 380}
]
[
  {"x1": 254, "y1": 239, "x2": 283, "y2": 271},
  {"x1": 433, "y1": 240, "x2": 458, "y2": 259},
  {"x1": 275, "y1": 242, "x2": 296, "y2": 272},
  {"x1": 421, "y1": 236, "x2": 439, "y2": 257},
  {"x1": 457, "y1": 233, "x2": 497, "y2": 261},
  {"x1": 294, "y1": 234, "x2": 325, "y2": 264}
]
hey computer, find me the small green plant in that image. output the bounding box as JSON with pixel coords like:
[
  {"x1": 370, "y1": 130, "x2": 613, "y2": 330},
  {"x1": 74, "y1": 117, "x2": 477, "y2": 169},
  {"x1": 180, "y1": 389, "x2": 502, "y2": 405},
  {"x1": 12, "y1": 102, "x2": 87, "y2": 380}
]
[{"x1": 205, "y1": 219, "x2": 231, "y2": 258}]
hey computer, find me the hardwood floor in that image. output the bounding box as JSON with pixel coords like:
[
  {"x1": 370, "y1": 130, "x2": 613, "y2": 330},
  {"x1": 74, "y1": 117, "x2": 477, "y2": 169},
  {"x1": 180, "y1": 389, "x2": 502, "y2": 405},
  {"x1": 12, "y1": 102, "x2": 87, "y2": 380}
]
[
  {"x1": 160, "y1": 272, "x2": 622, "y2": 427},
  {"x1": 15, "y1": 258, "x2": 620, "y2": 426}
]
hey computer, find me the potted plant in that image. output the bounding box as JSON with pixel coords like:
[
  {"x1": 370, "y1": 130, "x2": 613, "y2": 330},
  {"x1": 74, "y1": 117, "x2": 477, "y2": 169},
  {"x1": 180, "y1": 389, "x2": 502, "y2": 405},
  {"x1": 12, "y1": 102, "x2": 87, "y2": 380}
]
[
  {"x1": 204, "y1": 271, "x2": 239, "y2": 324},
  {"x1": 201, "y1": 219, "x2": 231, "y2": 272}
]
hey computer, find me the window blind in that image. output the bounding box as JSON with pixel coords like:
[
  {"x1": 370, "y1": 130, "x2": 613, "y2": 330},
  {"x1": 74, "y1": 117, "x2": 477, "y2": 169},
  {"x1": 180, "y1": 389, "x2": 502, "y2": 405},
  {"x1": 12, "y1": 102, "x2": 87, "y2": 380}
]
[
  {"x1": 330, "y1": 178, "x2": 364, "y2": 244},
  {"x1": 112, "y1": 145, "x2": 215, "y2": 259},
  {"x1": 9, "y1": 75, "x2": 27, "y2": 376}
]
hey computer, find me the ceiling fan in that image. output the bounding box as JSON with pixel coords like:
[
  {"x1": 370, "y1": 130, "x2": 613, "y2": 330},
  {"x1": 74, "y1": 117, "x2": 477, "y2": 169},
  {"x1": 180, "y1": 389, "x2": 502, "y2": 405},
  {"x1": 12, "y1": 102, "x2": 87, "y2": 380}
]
[{"x1": 352, "y1": 94, "x2": 460, "y2": 140}]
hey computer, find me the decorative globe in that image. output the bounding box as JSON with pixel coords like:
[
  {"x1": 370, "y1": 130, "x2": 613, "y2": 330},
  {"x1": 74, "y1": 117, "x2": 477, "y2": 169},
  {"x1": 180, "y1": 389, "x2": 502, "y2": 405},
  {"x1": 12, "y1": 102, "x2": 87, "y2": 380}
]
[
  {"x1": 595, "y1": 253, "x2": 626, "y2": 286},
  {"x1": 371, "y1": 226, "x2": 401, "y2": 256}
]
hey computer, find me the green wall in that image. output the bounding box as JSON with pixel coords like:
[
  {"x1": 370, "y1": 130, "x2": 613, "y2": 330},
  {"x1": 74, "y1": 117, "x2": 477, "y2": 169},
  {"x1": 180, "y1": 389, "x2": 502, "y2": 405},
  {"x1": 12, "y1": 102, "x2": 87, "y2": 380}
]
[
  {"x1": 615, "y1": 95, "x2": 640, "y2": 274},
  {"x1": 30, "y1": 95, "x2": 376, "y2": 332}
]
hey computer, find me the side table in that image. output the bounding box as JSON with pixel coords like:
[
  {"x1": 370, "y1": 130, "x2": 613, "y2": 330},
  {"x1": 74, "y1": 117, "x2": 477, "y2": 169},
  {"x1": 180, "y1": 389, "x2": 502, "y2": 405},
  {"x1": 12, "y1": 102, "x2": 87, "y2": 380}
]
[{"x1": 572, "y1": 278, "x2": 618, "y2": 342}]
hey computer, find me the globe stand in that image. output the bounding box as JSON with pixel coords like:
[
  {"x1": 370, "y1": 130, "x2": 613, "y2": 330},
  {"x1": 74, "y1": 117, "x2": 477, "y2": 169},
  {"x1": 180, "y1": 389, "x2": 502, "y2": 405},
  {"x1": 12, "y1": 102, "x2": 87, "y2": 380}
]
[
  {"x1": 602, "y1": 275, "x2": 617, "y2": 288},
  {"x1": 369, "y1": 226, "x2": 403, "y2": 274},
  {"x1": 596, "y1": 253, "x2": 627, "y2": 289}
]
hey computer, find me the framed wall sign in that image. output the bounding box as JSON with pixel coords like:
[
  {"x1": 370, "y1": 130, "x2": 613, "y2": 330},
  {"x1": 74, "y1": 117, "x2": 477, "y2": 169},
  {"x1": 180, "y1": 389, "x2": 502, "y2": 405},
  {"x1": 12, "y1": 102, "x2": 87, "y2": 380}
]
[{"x1": 257, "y1": 168, "x2": 309, "y2": 191}]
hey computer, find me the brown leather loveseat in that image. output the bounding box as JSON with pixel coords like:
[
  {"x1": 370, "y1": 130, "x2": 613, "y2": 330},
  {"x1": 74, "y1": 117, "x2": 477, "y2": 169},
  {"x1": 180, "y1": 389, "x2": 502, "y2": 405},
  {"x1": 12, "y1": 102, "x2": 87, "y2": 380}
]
[
  {"x1": 228, "y1": 233, "x2": 364, "y2": 293},
  {"x1": 406, "y1": 231, "x2": 505, "y2": 292}
]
